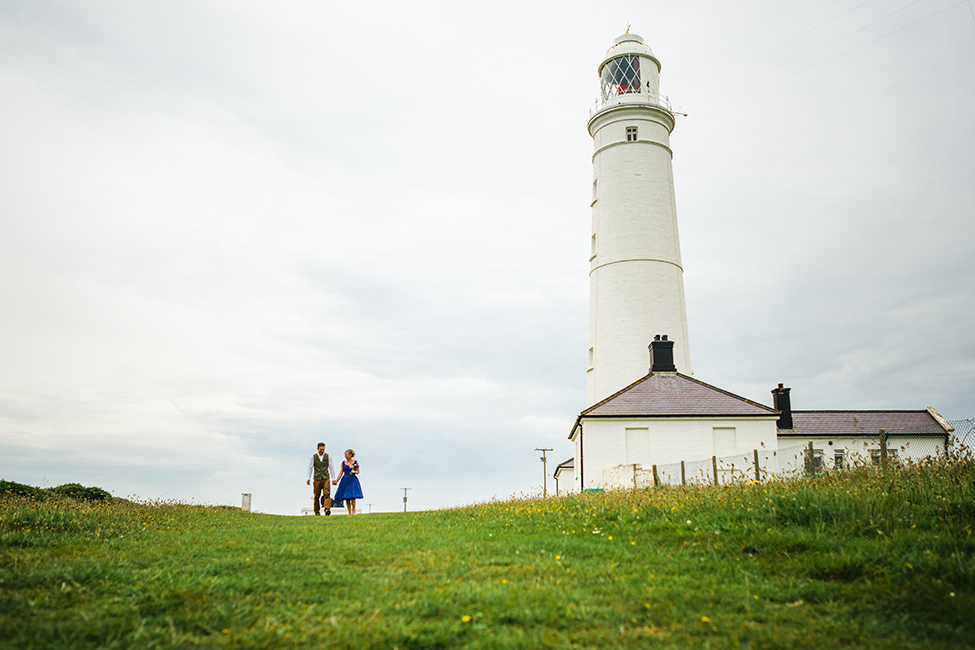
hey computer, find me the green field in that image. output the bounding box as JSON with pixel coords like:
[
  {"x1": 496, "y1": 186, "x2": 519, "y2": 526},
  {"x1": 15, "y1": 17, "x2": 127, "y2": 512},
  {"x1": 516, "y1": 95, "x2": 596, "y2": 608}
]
[{"x1": 2, "y1": 459, "x2": 973, "y2": 649}]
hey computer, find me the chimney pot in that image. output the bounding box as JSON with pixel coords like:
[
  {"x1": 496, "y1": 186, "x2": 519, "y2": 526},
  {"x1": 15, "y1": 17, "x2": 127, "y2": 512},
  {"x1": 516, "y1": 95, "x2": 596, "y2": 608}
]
[
  {"x1": 771, "y1": 384, "x2": 793, "y2": 430},
  {"x1": 649, "y1": 336, "x2": 677, "y2": 373}
]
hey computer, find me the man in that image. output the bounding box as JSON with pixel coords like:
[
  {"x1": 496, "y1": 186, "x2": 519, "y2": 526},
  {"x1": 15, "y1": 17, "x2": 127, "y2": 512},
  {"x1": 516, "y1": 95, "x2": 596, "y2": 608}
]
[{"x1": 306, "y1": 442, "x2": 336, "y2": 515}]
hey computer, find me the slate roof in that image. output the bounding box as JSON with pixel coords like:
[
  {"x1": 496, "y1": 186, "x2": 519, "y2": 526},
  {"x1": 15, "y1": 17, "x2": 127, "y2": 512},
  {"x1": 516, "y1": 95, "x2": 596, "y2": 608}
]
[
  {"x1": 784, "y1": 411, "x2": 950, "y2": 437},
  {"x1": 554, "y1": 458, "x2": 574, "y2": 475},
  {"x1": 581, "y1": 372, "x2": 779, "y2": 418}
]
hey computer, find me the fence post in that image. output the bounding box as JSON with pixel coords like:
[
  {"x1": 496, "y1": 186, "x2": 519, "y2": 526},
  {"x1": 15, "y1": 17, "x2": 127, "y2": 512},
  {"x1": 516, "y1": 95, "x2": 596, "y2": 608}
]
[
  {"x1": 806, "y1": 442, "x2": 815, "y2": 476},
  {"x1": 753, "y1": 449, "x2": 760, "y2": 482},
  {"x1": 652, "y1": 464, "x2": 660, "y2": 487},
  {"x1": 712, "y1": 456, "x2": 718, "y2": 485},
  {"x1": 880, "y1": 429, "x2": 888, "y2": 470},
  {"x1": 680, "y1": 460, "x2": 686, "y2": 486}
]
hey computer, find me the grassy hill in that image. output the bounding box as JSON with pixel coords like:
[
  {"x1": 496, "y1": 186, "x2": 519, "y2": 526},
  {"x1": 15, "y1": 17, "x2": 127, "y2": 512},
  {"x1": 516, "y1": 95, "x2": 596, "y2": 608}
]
[{"x1": 2, "y1": 459, "x2": 973, "y2": 649}]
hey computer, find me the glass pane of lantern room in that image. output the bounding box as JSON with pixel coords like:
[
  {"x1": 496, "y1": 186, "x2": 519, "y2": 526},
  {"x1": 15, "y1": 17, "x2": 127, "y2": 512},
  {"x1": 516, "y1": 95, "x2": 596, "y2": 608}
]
[{"x1": 602, "y1": 55, "x2": 641, "y2": 99}]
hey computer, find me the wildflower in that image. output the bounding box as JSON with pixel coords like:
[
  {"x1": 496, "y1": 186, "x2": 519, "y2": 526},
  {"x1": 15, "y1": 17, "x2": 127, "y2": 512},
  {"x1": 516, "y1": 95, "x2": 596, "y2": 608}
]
[
  {"x1": 608, "y1": 535, "x2": 613, "y2": 540},
  {"x1": 461, "y1": 615, "x2": 472, "y2": 623},
  {"x1": 631, "y1": 541, "x2": 636, "y2": 546},
  {"x1": 501, "y1": 579, "x2": 508, "y2": 584},
  {"x1": 701, "y1": 616, "x2": 711, "y2": 623},
  {"x1": 555, "y1": 555, "x2": 562, "y2": 560}
]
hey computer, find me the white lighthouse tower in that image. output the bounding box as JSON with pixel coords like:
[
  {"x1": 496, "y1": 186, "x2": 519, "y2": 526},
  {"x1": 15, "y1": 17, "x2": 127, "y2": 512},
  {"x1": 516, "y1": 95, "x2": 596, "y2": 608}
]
[{"x1": 586, "y1": 33, "x2": 691, "y2": 406}]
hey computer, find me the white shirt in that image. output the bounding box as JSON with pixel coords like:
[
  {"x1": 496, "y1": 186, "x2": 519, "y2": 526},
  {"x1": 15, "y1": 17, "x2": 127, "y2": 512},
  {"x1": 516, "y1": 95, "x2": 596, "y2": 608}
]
[{"x1": 307, "y1": 451, "x2": 336, "y2": 481}]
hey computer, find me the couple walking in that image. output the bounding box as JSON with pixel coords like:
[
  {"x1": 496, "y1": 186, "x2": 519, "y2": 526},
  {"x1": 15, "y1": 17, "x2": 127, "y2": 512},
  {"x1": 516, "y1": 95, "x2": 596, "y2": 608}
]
[{"x1": 306, "y1": 442, "x2": 363, "y2": 516}]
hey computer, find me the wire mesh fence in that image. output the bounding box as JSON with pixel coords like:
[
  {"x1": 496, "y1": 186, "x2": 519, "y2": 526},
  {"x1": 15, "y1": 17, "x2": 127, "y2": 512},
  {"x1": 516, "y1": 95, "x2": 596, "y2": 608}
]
[
  {"x1": 951, "y1": 418, "x2": 975, "y2": 450},
  {"x1": 599, "y1": 418, "x2": 971, "y2": 491},
  {"x1": 644, "y1": 444, "x2": 808, "y2": 487}
]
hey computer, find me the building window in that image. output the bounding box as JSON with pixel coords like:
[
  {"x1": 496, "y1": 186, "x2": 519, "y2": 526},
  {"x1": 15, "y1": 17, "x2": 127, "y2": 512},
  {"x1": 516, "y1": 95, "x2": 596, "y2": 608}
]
[
  {"x1": 590, "y1": 234, "x2": 597, "y2": 259},
  {"x1": 712, "y1": 428, "x2": 737, "y2": 458},
  {"x1": 587, "y1": 347, "x2": 594, "y2": 370},
  {"x1": 834, "y1": 450, "x2": 845, "y2": 470},
  {"x1": 805, "y1": 448, "x2": 824, "y2": 473},
  {"x1": 870, "y1": 449, "x2": 898, "y2": 465},
  {"x1": 626, "y1": 126, "x2": 638, "y2": 142},
  {"x1": 592, "y1": 179, "x2": 598, "y2": 202}
]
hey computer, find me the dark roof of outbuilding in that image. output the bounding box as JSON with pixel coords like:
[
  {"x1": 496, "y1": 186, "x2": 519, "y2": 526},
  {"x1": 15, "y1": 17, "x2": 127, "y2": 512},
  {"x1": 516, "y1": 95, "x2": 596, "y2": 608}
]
[
  {"x1": 581, "y1": 372, "x2": 779, "y2": 418},
  {"x1": 554, "y1": 458, "x2": 574, "y2": 474},
  {"x1": 784, "y1": 411, "x2": 950, "y2": 437}
]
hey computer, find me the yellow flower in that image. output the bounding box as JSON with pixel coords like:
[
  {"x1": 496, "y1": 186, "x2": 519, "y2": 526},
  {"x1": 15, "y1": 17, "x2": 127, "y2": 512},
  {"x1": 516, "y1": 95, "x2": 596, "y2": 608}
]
[
  {"x1": 630, "y1": 541, "x2": 636, "y2": 546},
  {"x1": 461, "y1": 615, "x2": 472, "y2": 623},
  {"x1": 608, "y1": 535, "x2": 613, "y2": 540},
  {"x1": 501, "y1": 579, "x2": 508, "y2": 584},
  {"x1": 701, "y1": 616, "x2": 711, "y2": 623}
]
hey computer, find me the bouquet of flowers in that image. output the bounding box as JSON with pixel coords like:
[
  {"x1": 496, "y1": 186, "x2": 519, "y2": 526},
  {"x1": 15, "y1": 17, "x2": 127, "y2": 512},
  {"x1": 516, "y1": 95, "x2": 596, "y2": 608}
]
[{"x1": 351, "y1": 460, "x2": 360, "y2": 475}]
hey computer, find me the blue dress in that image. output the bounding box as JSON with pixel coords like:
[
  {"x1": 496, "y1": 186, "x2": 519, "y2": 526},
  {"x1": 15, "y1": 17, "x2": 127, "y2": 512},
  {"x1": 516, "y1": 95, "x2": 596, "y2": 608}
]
[{"x1": 333, "y1": 461, "x2": 363, "y2": 501}]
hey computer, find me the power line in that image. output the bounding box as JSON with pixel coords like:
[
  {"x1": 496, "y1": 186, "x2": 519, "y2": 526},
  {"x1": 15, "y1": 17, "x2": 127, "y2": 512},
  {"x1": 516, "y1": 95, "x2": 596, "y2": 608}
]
[
  {"x1": 680, "y1": 0, "x2": 928, "y2": 109},
  {"x1": 674, "y1": 0, "x2": 877, "y2": 95},
  {"x1": 535, "y1": 448, "x2": 553, "y2": 497},
  {"x1": 690, "y1": 0, "x2": 970, "y2": 113}
]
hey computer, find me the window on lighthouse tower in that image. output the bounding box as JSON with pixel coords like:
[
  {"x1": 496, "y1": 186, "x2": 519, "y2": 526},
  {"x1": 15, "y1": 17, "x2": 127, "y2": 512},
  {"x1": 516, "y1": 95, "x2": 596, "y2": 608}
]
[
  {"x1": 601, "y1": 55, "x2": 642, "y2": 100},
  {"x1": 626, "y1": 127, "x2": 638, "y2": 142}
]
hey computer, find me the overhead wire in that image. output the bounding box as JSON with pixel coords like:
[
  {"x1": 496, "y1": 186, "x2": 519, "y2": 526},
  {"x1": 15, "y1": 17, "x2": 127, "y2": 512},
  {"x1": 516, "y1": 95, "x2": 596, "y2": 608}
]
[
  {"x1": 679, "y1": 0, "x2": 928, "y2": 109},
  {"x1": 690, "y1": 0, "x2": 971, "y2": 113},
  {"x1": 674, "y1": 0, "x2": 877, "y2": 95}
]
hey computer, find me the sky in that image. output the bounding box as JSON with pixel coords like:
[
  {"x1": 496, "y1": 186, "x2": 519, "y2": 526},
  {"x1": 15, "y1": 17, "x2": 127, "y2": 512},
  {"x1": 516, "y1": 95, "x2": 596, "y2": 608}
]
[{"x1": 1, "y1": 0, "x2": 973, "y2": 515}]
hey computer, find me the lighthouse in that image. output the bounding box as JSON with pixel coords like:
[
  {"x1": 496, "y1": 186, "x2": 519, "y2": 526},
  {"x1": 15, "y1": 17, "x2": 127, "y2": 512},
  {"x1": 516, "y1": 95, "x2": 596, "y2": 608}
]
[{"x1": 586, "y1": 33, "x2": 691, "y2": 406}]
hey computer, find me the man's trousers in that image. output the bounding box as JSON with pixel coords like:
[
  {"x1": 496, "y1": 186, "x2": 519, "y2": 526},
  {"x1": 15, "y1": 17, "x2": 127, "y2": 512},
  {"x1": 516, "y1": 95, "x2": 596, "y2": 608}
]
[{"x1": 313, "y1": 479, "x2": 331, "y2": 515}]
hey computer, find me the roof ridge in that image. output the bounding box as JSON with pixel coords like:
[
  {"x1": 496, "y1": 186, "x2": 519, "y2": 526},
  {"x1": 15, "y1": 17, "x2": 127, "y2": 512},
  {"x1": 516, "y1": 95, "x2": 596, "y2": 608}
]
[
  {"x1": 793, "y1": 409, "x2": 929, "y2": 414},
  {"x1": 674, "y1": 373, "x2": 779, "y2": 414},
  {"x1": 580, "y1": 372, "x2": 654, "y2": 415},
  {"x1": 580, "y1": 372, "x2": 779, "y2": 417}
]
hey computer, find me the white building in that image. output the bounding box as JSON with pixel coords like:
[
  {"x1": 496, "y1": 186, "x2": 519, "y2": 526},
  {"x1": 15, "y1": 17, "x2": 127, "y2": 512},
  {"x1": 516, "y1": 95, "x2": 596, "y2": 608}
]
[
  {"x1": 569, "y1": 338, "x2": 779, "y2": 491},
  {"x1": 556, "y1": 33, "x2": 955, "y2": 493},
  {"x1": 587, "y1": 32, "x2": 691, "y2": 407}
]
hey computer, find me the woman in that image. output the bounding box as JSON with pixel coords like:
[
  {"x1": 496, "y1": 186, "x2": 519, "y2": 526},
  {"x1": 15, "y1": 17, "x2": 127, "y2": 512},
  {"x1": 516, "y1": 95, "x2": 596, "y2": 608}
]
[{"x1": 332, "y1": 449, "x2": 364, "y2": 515}]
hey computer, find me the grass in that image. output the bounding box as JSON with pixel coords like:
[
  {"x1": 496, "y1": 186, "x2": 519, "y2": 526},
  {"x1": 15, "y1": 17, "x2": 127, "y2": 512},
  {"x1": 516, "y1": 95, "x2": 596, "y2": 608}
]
[{"x1": 1, "y1": 458, "x2": 973, "y2": 649}]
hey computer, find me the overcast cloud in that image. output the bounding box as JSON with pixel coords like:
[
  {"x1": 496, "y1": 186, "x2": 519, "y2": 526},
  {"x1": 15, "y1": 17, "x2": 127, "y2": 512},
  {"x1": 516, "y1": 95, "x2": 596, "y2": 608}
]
[{"x1": 2, "y1": 0, "x2": 973, "y2": 514}]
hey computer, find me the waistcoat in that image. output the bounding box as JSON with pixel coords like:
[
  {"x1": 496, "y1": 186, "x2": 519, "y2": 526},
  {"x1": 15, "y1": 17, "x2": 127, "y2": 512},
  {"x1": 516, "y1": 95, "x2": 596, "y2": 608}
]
[{"x1": 313, "y1": 453, "x2": 330, "y2": 481}]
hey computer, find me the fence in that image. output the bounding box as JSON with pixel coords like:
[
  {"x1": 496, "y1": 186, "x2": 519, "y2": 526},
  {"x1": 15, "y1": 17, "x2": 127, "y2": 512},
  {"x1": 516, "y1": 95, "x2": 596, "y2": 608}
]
[
  {"x1": 600, "y1": 419, "x2": 972, "y2": 490},
  {"x1": 951, "y1": 418, "x2": 975, "y2": 450}
]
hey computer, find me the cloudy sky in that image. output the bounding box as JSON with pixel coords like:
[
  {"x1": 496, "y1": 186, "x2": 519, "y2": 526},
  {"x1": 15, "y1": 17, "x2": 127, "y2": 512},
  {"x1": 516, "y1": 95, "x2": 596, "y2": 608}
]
[{"x1": 2, "y1": 0, "x2": 973, "y2": 514}]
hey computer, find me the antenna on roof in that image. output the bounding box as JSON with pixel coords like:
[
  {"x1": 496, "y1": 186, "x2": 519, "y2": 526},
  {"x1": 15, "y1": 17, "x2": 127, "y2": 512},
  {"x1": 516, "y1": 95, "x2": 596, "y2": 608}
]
[{"x1": 625, "y1": 23, "x2": 631, "y2": 34}]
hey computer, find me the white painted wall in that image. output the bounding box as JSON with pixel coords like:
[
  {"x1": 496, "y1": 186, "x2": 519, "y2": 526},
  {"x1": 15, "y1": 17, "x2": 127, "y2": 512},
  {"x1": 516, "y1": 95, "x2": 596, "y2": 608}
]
[
  {"x1": 572, "y1": 416, "x2": 779, "y2": 490},
  {"x1": 554, "y1": 467, "x2": 575, "y2": 495},
  {"x1": 782, "y1": 435, "x2": 948, "y2": 471},
  {"x1": 587, "y1": 47, "x2": 691, "y2": 406}
]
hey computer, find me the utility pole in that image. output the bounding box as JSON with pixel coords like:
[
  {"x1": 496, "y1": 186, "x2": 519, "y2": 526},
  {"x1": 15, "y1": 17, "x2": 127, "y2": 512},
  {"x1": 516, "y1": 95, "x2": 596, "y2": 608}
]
[
  {"x1": 536, "y1": 448, "x2": 553, "y2": 497},
  {"x1": 401, "y1": 487, "x2": 411, "y2": 512}
]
